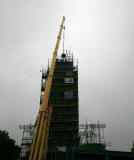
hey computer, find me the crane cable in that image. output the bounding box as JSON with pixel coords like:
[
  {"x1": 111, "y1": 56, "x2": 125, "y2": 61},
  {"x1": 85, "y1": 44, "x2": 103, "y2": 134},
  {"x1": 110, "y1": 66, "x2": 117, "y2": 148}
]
[{"x1": 63, "y1": 26, "x2": 65, "y2": 54}]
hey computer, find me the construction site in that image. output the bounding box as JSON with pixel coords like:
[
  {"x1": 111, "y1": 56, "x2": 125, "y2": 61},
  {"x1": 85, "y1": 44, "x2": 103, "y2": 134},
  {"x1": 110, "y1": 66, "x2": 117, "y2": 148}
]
[{"x1": 18, "y1": 17, "x2": 134, "y2": 160}]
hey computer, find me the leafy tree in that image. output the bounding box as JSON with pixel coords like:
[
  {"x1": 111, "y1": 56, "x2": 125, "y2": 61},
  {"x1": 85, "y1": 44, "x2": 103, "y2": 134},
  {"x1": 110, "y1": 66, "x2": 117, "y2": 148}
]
[{"x1": 0, "y1": 129, "x2": 21, "y2": 160}]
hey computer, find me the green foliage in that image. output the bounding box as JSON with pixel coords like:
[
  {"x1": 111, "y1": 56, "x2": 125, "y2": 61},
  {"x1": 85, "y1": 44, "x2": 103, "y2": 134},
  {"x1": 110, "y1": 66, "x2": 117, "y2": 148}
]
[{"x1": 0, "y1": 129, "x2": 21, "y2": 160}]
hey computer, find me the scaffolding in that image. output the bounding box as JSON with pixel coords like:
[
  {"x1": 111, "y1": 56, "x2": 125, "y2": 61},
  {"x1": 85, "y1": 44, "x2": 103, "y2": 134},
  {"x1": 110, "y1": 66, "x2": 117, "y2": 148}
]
[
  {"x1": 79, "y1": 121, "x2": 106, "y2": 145},
  {"x1": 40, "y1": 53, "x2": 79, "y2": 160},
  {"x1": 19, "y1": 52, "x2": 79, "y2": 160},
  {"x1": 19, "y1": 124, "x2": 35, "y2": 159}
]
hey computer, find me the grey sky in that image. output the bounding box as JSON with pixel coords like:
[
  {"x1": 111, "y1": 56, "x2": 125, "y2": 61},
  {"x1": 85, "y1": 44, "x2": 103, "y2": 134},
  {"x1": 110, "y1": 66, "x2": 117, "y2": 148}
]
[{"x1": 0, "y1": 0, "x2": 134, "y2": 151}]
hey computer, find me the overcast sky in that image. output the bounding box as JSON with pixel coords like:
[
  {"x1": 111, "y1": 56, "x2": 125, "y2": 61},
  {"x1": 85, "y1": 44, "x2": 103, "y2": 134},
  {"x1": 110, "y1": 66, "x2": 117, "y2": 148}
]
[{"x1": 0, "y1": 0, "x2": 134, "y2": 151}]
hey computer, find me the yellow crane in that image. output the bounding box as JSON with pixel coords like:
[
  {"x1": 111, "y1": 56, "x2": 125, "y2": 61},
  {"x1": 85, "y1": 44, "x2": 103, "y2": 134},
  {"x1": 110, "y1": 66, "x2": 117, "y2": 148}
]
[{"x1": 29, "y1": 16, "x2": 65, "y2": 160}]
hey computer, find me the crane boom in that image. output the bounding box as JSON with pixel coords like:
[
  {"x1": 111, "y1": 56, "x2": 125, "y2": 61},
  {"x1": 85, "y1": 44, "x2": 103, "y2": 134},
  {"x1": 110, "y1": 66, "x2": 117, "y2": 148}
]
[{"x1": 29, "y1": 16, "x2": 65, "y2": 160}]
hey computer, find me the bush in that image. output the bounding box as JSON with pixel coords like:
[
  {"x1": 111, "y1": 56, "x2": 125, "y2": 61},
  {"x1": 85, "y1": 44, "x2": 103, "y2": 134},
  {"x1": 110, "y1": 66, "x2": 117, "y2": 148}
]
[{"x1": 0, "y1": 129, "x2": 21, "y2": 160}]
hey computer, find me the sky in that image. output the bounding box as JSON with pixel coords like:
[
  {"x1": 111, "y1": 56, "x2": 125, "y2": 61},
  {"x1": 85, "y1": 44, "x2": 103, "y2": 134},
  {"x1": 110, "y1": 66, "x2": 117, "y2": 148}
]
[{"x1": 0, "y1": 0, "x2": 134, "y2": 151}]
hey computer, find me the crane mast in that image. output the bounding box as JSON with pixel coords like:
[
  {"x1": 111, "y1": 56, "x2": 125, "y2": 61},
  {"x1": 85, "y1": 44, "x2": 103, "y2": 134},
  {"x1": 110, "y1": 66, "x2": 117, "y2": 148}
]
[{"x1": 29, "y1": 16, "x2": 65, "y2": 160}]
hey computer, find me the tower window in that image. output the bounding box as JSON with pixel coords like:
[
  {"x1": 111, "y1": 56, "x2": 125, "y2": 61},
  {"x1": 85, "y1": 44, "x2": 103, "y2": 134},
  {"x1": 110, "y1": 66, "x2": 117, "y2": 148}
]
[
  {"x1": 64, "y1": 78, "x2": 73, "y2": 83},
  {"x1": 66, "y1": 71, "x2": 72, "y2": 76},
  {"x1": 64, "y1": 92, "x2": 73, "y2": 98}
]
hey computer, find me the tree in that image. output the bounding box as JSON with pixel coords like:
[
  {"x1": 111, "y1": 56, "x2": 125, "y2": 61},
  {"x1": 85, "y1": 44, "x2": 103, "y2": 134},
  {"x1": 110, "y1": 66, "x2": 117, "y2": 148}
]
[{"x1": 0, "y1": 129, "x2": 21, "y2": 160}]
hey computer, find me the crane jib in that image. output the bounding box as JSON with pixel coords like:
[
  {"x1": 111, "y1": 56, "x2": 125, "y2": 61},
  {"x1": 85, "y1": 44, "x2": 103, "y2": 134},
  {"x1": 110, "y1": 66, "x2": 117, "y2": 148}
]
[{"x1": 29, "y1": 16, "x2": 65, "y2": 160}]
